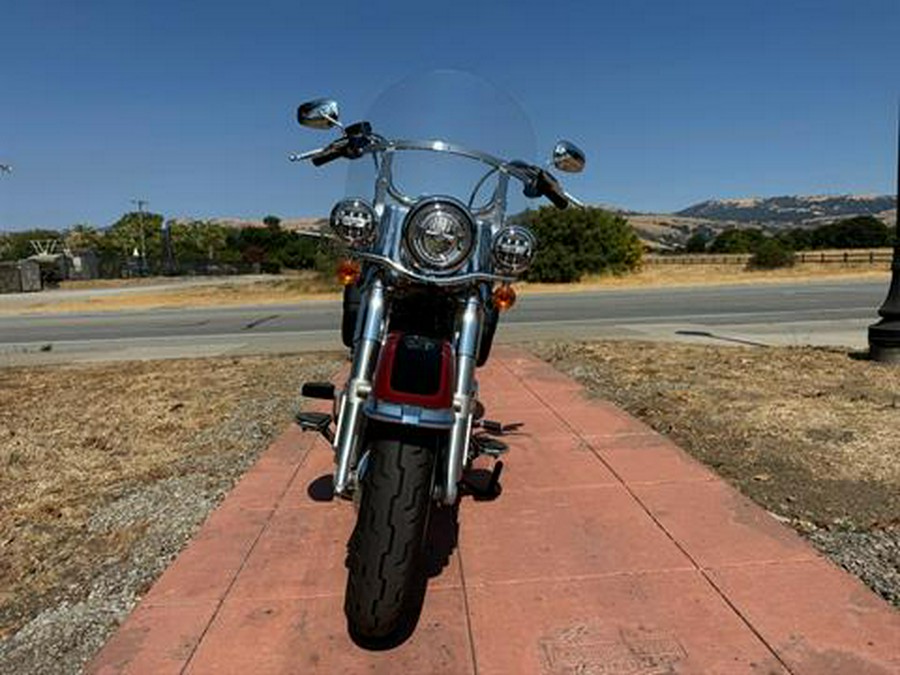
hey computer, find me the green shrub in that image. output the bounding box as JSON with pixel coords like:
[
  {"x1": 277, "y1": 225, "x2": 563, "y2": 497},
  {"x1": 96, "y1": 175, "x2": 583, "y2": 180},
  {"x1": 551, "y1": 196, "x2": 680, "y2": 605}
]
[
  {"x1": 811, "y1": 215, "x2": 892, "y2": 249},
  {"x1": 708, "y1": 228, "x2": 766, "y2": 254},
  {"x1": 684, "y1": 232, "x2": 709, "y2": 253},
  {"x1": 523, "y1": 206, "x2": 642, "y2": 283},
  {"x1": 748, "y1": 238, "x2": 796, "y2": 269}
]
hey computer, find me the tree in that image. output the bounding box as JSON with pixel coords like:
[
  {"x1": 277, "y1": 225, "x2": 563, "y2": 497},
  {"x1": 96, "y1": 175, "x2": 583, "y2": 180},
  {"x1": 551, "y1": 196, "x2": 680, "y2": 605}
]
[
  {"x1": 164, "y1": 220, "x2": 231, "y2": 265},
  {"x1": 523, "y1": 206, "x2": 643, "y2": 283},
  {"x1": 708, "y1": 228, "x2": 766, "y2": 254},
  {"x1": 776, "y1": 228, "x2": 814, "y2": 251},
  {"x1": 685, "y1": 231, "x2": 709, "y2": 253},
  {"x1": 107, "y1": 211, "x2": 165, "y2": 259},
  {"x1": 748, "y1": 238, "x2": 796, "y2": 269},
  {"x1": 811, "y1": 215, "x2": 891, "y2": 249},
  {"x1": 272, "y1": 235, "x2": 318, "y2": 269},
  {"x1": 65, "y1": 223, "x2": 103, "y2": 252},
  {"x1": 0, "y1": 229, "x2": 64, "y2": 261}
]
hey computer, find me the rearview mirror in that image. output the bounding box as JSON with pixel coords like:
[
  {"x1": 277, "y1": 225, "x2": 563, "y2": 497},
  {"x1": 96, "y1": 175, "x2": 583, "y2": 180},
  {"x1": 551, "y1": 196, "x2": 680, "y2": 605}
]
[
  {"x1": 552, "y1": 140, "x2": 586, "y2": 173},
  {"x1": 297, "y1": 99, "x2": 341, "y2": 130}
]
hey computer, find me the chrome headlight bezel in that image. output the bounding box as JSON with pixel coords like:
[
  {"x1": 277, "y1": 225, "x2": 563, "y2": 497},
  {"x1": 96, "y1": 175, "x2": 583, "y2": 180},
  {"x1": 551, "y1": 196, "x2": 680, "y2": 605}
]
[
  {"x1": 330, "y1": 198, "x2": 376, "y2": 247},
  {"x1": 402, "y1": 197, "x2": 476, "y2": 274},
  {"x1": 492, "y1": 225, "x2": 536, "y2": 275}
]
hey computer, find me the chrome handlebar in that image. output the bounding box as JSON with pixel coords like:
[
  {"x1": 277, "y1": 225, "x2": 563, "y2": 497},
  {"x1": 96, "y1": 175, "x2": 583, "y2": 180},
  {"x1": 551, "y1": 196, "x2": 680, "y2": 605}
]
[{"x1": 290, "y1": 135, "x2": 583, "y2": 208}]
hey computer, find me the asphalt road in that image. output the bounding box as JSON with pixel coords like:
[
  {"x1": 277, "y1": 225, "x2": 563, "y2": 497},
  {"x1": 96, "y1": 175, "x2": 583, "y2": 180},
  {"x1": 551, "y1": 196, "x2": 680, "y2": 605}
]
[{"x1": 0, "y1": 279, "x2": 888, "y2": 365}]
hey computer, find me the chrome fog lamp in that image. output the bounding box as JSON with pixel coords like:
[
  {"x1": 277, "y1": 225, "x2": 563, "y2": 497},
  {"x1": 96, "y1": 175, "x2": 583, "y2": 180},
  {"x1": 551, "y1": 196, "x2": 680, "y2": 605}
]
[
  {"x1": 403, "y1": 198, "x2": 476, "y2": 272},
  {"x1": 492, "y1": 225, "x2": 536, "y2": 274},
  {"x1": 330, "y1": 199, "x2": 376, "y2": 246}
]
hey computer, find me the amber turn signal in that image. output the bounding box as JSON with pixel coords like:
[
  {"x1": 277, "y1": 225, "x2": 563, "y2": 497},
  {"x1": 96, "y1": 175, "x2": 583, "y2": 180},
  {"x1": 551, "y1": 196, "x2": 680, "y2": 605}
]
[
  {"x1": 336, "y1": 259, "x2": 361, "y2": 286},
  {"x1": 492, "y1": 283, "x2": 517, "y2": 311}
]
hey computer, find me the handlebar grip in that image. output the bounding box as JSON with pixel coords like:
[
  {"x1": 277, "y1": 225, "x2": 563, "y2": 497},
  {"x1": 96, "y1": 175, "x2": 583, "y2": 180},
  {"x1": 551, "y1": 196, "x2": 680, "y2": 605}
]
[
  {"x1": 311, "y1": 145, "x2": 344, "y2": 166},
  {"x1": 536, "y1": 170, "x2": 569, "y2": 209},
  {"x1": 546, "y1": 187, "x2": 569, "y2": 209}
]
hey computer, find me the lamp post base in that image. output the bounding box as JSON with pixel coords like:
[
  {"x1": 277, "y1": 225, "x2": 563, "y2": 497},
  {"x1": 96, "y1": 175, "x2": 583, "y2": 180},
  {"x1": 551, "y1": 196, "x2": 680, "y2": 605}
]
[{"x1": 868, "y1": 319, "x2": 900, "y2": 363}]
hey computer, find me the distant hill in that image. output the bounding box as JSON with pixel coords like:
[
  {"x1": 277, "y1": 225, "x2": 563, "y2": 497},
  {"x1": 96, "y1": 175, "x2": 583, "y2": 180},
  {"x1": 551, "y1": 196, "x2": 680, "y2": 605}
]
[
  {"x1": 623, "y1": 194, "x2": 896, "y2": 250},
  {"x1": 675, "y1": 194, "x2": 895, "y2": 224}
]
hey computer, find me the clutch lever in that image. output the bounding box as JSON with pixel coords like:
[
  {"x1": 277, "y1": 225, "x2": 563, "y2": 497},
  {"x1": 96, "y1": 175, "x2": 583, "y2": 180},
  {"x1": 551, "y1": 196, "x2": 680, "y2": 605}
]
[{"x1": 289, "y1": 147, "x2": 326, "y2": 162}]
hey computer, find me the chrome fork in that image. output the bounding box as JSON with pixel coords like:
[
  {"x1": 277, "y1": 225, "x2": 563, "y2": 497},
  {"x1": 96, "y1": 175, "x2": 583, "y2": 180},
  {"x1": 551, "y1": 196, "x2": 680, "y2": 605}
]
[
  {"x1": 333, "y1": 278, "x2": 385, "y2": 497},
  {"x1": 442, "y1": 293, "x2": 482, "y2": 505}
]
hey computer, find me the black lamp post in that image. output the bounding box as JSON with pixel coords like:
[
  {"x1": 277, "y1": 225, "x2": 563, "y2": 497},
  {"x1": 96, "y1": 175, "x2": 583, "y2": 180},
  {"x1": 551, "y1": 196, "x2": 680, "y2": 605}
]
[{"x1": 868, "y1": 113, "x2": 900, "y2": 362}]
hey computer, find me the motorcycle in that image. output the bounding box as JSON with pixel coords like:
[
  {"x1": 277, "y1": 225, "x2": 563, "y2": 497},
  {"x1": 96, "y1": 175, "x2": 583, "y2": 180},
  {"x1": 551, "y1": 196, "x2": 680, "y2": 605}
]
[{"x1": 292, "y1": 72, "x2": 585, "y2": 642}]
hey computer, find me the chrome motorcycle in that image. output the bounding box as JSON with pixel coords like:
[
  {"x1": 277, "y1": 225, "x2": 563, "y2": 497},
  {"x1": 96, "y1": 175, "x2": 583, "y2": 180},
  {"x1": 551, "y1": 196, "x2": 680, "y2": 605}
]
[{"x1": 292, "y1": 73, "x2": 584, "y2": 642}]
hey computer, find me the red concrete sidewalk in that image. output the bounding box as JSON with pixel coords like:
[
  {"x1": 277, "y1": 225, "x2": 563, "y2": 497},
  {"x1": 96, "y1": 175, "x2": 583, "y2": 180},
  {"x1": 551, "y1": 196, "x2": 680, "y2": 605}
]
[{"x1": 89, "y1": 348, "x2": 900, "y2": 675}]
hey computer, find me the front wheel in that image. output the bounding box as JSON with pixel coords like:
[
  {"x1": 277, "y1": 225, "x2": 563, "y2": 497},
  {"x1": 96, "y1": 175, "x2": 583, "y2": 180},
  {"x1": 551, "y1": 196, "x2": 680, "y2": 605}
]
[{"x1": 344, "y1": 426, "x2": 438, "y2": 642}]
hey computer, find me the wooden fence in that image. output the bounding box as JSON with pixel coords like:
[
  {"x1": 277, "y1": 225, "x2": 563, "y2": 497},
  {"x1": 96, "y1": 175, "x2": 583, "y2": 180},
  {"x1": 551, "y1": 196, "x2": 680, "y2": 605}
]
[{"x1": 645, "y1": 249, "x2": 895, "y2": 266}]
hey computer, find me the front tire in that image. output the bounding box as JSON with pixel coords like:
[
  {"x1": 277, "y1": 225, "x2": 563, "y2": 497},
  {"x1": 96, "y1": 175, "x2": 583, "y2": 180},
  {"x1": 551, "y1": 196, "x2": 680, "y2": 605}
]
[{"x1": 344, "y1": 426, "x2": 437, "y2": 642}]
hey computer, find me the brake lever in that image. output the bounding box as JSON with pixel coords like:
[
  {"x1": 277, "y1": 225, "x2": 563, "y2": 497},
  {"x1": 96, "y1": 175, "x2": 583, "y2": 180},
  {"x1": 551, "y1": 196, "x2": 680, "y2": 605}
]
[{"x1": 289, "y1": 148, "x2": 326, "y2": 162}]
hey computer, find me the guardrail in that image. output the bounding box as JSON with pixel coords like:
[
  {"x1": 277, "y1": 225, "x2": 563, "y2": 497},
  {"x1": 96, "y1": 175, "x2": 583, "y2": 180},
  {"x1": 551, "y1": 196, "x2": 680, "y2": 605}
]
[{"x1": 645, "y1": 249, "x2": 895, "y2": 265}]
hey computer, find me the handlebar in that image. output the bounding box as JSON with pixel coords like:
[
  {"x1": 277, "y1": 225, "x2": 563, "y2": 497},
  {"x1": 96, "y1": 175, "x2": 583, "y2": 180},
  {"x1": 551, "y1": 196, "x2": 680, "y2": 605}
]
[
  {"x1": 534, "y1": 170, "x2": 569, "y2": 210},
  {"x1": 291, "y1": 126, "x2": 580, "y2": 209},
  {"x1": 311, "y1": 142, "x2": 346, "y2": 166}
]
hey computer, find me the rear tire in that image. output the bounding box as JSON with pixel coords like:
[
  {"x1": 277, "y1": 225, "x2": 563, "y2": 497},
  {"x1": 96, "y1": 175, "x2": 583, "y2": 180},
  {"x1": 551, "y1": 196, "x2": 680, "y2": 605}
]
[{"x1": 344, "y1": 426, "x2": 437, "y2": 642}]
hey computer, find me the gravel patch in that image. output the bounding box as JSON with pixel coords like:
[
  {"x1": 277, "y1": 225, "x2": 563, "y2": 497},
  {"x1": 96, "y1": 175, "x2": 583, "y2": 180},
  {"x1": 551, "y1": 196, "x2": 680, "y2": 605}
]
[
  {"x1": 1, "y1": 474, "x2": 223, "y2": 674},
  {"x1": 807, "y1": 526, "x2": 900, "y2": 606}
]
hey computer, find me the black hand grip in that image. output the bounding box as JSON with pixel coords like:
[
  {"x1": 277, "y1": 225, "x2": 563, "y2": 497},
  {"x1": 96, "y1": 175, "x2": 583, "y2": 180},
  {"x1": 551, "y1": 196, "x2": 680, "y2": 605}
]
[
  {"x1": 536, "y1": 170, "x2": 569, "y2": 209},
  {"x1": 545, "y1": 186, "x2": 569, "y2": 209},
  {"x1": 311, "y1": 145, "x2": 344, "y2": 166}
]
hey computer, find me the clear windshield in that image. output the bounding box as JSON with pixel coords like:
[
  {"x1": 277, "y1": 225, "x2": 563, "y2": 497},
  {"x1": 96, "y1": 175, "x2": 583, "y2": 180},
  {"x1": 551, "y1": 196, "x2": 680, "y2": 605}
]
[{"x1": 346, "y1": 70, "x2": 537, "y2": 215}]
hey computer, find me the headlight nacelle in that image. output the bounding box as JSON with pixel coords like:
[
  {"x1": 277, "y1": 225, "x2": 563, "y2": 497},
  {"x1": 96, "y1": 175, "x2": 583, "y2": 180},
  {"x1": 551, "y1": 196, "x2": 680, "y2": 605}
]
[
  {"x1": 403, "y1": 198, "x2": 476, "y2": 273},
  {"x1": 330, "y1": 199, "x2": 376, "y2": 247},
  {"x1": 492, "y1": 225, "x2": 536, "y2": 275}
]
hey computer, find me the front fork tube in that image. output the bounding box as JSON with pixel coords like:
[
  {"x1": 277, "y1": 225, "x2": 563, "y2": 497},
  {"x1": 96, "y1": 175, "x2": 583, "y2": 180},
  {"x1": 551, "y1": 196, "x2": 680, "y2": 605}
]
[
  {"x1": 442, "y1": 293, "x2": 482, "y2": 505},
  {"x1": 333, "y1": 278, "x2": 385, "y2": 497}
]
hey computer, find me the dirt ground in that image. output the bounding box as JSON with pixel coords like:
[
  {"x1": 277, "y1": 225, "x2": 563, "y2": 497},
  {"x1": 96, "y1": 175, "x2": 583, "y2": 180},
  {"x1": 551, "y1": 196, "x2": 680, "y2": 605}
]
[
  {"x1": 0, "y1": 353, "x2": 341, "y2": 673},
  {"x1": 536, "y1": 341, "x2": 900, "y2": 604}
]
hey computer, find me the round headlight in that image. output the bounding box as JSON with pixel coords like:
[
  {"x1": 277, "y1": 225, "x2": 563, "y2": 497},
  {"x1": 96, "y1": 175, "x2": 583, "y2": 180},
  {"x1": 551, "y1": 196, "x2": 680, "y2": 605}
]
[
  {"x1": 492, "y1": 225, "x2": 536, "y2": 274},
  {"x1": 330, "y1": 199, "x2": 376, "y2": 247},
  {"x1": 403, "y1": 199, "x2": 476, "y2": 272}
]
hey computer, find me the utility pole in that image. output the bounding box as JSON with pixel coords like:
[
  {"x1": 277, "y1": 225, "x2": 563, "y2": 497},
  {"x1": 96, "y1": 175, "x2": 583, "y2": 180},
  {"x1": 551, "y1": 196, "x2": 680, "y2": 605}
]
[
  {"x1": 161, "y1": 219, "x2": 176, "y2": 274},
  {"x1": 131, "y1": 198, "x2": 148, "y2": 276},
  {"x1": 1, "y1": 165, "x2": 10, "y2": 234},
  {"x1": 868, "y1": 110, "x2": 900, "y2": 362}
]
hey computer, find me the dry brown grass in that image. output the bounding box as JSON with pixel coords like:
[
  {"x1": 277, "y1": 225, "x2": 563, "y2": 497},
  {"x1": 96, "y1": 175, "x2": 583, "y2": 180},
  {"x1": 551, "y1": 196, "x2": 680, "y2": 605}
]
[
  {"x1": 520, "y1": 262, "x2": 891, "y2": 294},
  {"x1": 0, "y1": 353, "x2": 341, "y2": 638},
  {"x1": 58, "y1": 277, "x2": 187, "y2": 290},
  {"x1": 7, "y1": 275, "x2": 341, "y2": 315}
]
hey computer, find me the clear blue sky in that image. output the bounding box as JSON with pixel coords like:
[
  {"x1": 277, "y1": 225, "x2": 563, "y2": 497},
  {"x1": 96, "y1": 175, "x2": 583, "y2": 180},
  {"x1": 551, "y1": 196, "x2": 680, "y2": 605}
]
[{"x1": 1, "y1": 0, "x2": 898, "y2": 230}]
